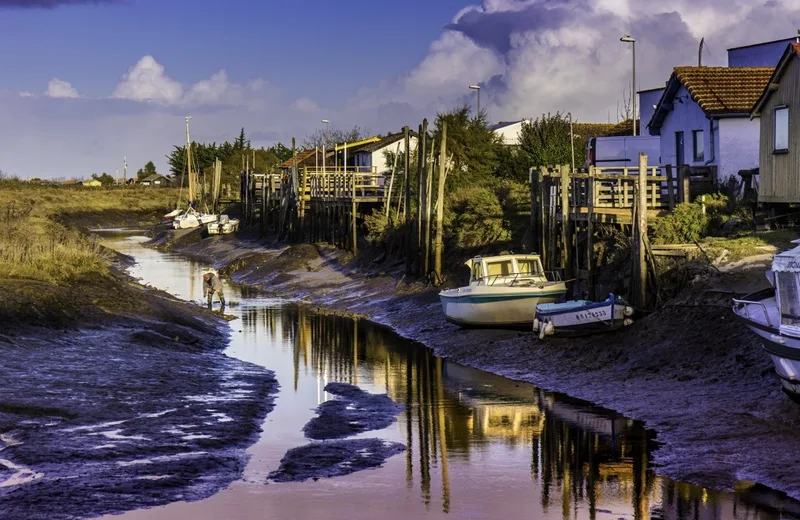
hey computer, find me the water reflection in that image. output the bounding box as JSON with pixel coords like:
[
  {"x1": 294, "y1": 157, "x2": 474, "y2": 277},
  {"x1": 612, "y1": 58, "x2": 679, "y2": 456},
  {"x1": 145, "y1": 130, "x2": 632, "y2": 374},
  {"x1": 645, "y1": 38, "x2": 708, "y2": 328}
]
[{"x1": 240, "y1": 303, "x2": 799, "y2": 520}]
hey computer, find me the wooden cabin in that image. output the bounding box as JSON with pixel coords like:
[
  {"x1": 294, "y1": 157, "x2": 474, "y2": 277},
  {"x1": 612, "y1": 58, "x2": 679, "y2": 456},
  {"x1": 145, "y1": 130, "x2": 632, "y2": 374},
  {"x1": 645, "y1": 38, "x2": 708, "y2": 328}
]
[{"x1": 751, "y1": 42, "x2": 800, "y2": 204}]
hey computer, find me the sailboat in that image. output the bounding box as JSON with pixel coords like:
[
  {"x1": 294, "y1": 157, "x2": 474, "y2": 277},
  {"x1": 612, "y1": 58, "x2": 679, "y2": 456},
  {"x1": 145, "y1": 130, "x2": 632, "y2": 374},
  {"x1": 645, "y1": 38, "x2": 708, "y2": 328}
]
[{"x1": 172, "y1": 116, "x2": 218, "y2": 230}]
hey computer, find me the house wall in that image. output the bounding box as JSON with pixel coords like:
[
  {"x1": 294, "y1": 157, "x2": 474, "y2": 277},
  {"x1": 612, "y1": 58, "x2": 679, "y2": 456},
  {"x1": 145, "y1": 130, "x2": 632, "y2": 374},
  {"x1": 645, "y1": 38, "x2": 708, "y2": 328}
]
[
  {"x1": 717, "y1": 118, "x2": 760, "y2": 181},
  {"x1": 758, "y1": 56, "x2": 800, "y2": 203},
  {"x1": 493, "y1": 122, "x2": 527, "y2": 145},
  {"x1": 639, "y1": 88, "x2": 665, "y2": 133},
  {"x1": 728, "y1": 38, "x2": 795, "y2": 67},
  {"x1": 657, "y1": 85, "x2": 716, "y2": 169},
  {"x1": 354, "y1": 137, "x2": 419, "y2": 173}
]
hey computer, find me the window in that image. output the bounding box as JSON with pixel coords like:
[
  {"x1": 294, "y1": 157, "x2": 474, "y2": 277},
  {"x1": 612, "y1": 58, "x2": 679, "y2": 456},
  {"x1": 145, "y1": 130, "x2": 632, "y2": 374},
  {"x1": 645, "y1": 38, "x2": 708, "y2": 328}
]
[
  {"x1": 692, "y1": 130, "x2": 704, "y2": 162},
  {"x1": 516, "y1": 259, "x2": 542, "y2": 276},
  {"x1": 778, "y1": 271, "x2": 800, "y2": 327},
  {"x1": 471, "y1": 262, "x2": 482, "y2": 281},
  {"x1": 775, "y1": 106, "x2": 789, "y2": 152},
  {"x1": 486, "y1": 261, "x2": 513, "y2": 278}
]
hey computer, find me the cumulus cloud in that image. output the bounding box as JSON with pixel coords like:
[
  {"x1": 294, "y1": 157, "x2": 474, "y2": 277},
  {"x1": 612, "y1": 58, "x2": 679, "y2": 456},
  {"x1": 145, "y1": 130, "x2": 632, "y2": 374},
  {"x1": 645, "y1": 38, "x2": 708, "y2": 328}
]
[
  {"x1": 348, "y1": 0, "x2": 800, "y2": 127},
  {"x1": 112, "y1": 55, "x2": 183, "y2": 104},
  {"x1": 0, "y1": 0, "x2": 120, "y2": 8},
  {"x1": 45, "y1": 78, "x2": 79, "y2": 98}
]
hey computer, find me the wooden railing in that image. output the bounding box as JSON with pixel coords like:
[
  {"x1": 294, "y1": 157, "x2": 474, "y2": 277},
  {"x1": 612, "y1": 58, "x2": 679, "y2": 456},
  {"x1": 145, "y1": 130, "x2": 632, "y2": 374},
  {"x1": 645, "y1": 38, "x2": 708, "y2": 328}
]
[{"x1": 541, "y1": 165, "x2": 691, "y2": 211}]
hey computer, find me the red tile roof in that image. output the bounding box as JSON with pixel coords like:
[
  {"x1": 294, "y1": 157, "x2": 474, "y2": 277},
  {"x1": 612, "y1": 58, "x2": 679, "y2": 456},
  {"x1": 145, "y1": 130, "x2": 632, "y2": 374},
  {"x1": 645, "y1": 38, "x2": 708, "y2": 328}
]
[{"x1": 673, "y1": 66, "x2": 774, "y2": 115}]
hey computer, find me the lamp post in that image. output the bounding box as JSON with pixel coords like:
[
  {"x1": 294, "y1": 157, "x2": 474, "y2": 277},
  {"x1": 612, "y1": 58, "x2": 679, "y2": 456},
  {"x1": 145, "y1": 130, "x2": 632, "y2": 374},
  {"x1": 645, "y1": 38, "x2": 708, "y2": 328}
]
[
  {"x1": 620, "y1": 35, "x2": 636, "y2": 136},
  {"x1": 469, "y1": 85, "x2": 481, "y2": 116},
  {"x1": 321, "y1": 119, "x2": 330, "y2": 173}
]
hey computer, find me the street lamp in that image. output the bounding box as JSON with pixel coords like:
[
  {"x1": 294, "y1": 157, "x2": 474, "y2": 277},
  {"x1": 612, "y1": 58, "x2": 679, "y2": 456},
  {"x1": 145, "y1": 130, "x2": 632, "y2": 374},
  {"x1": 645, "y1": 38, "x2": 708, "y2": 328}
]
[
  {"x1": 620, "y1": 35, "x2": 636, "y2": 136},
  {"x1": 321, "y1": 119, "x2": 330, "y2": 173},
  {"x1": 469, "y1": 85, "x2": 481, "y2": 116}
]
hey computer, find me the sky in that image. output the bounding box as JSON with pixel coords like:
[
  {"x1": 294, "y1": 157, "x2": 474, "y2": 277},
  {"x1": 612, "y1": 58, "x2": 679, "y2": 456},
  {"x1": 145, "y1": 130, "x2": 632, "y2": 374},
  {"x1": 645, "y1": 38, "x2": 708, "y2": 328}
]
[{"x1": 1, "y1": 0, "x2": 799, "y2": 179}]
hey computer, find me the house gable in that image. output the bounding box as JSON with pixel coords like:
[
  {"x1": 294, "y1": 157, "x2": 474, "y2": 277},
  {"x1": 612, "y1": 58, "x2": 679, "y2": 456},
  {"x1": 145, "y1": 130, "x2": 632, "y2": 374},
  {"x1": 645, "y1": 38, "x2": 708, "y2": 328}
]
[
  {"x1": 753, "y1": 45, "x2": 800, "y2": 203},
  {"x1": 649, "y1": 67, "x2": 774, "y2": 135}
]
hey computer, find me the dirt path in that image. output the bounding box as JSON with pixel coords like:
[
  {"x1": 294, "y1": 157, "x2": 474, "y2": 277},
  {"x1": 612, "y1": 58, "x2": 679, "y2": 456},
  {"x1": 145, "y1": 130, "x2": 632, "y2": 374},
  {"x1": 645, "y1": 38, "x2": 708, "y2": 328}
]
[{"x1": 154, "y1": 226, "x2": 800, "y2": 500}]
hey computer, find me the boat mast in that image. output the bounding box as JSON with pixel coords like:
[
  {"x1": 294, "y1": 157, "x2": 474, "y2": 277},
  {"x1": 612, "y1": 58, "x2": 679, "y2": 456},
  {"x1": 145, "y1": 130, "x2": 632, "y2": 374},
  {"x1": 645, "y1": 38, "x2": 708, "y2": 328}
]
[{"x1": 185, "y1": 116, "x2": 195, "y2": 203}]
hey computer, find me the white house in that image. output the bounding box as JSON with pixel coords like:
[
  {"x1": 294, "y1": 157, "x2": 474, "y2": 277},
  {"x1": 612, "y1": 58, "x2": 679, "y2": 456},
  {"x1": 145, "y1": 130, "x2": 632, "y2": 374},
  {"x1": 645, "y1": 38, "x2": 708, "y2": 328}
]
[
  {"x1": 348, "y1": 133, "x2": 418, "y2": 174},
  {"x1": 489, "y1": 120, "x2": 532, "y2": 146},
  {"x1": 647, "y1": 66, "x2": 773, "y2": 182}
]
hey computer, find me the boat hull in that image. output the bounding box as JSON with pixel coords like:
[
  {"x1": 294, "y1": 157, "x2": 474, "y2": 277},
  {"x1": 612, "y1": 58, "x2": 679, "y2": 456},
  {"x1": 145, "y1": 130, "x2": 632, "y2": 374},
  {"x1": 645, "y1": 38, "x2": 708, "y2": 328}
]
[
  {"x1": 733, "y1": 288, "x2": 800, "y2": 400},
  {"x1": 535, "y1": 296, "x2": 632, "y2": 336},
  {"x1": 440, "y1": 286, "x2": 566, "y2": 328}
]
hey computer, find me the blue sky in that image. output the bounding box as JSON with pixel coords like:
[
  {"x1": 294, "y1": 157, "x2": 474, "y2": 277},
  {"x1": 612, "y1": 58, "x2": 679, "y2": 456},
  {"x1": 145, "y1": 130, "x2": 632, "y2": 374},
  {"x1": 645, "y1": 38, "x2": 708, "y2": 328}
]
[{"x1": 0, "y1": 0, "x2": 797, "y2": 179}]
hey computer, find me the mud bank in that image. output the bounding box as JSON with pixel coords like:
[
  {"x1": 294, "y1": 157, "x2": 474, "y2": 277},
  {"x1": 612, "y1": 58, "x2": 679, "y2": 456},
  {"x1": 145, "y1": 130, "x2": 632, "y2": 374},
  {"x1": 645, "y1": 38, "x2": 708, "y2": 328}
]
[
  {"x1": 152, "y1": 227, "x2": 800, "y2": 499},
  {"x1": 0, "y1": 259, "x2": 277, "y2": 519}
]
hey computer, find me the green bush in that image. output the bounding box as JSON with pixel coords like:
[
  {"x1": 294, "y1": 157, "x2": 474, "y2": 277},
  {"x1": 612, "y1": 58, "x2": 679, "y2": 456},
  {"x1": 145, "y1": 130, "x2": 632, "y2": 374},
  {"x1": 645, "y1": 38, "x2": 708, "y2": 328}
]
[
  {"x1": 494, "y1": 180, "x2": 531, "y2": 246},
  {"x1": 652, "y1": 202, "x2": 710, "y2": 244},
  {"x1": 445, "y1": 186, "x2": 509, "y2": 249}
]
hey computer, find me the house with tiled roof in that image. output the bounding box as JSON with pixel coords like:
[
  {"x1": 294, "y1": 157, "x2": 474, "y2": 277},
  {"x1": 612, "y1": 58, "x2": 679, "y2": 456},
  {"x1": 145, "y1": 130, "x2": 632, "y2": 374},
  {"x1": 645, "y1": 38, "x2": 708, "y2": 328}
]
[
  {"x1": 648, "y1": 66, "x2": 774, "y2": 181},
  {"x1": 751, "y1": 43, "x2": 800, "y2": 204},
  {"x1": 347, "y1": 132, "x2": 418, "y2": 174}
]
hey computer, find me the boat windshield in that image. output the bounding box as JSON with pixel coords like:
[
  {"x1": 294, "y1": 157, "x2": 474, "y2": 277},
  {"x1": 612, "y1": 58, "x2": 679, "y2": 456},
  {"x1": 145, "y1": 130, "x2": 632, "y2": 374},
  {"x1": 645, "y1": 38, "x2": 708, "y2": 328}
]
[
  {"x1": 777, "y1": 271, "x2": 800, "y2": 328},
  {"x1": 516, "y1": 259, "x2": 542, "y2": 276},
  {"x1": 485, "y1": 261, "x2": 513, "y2": 278}
]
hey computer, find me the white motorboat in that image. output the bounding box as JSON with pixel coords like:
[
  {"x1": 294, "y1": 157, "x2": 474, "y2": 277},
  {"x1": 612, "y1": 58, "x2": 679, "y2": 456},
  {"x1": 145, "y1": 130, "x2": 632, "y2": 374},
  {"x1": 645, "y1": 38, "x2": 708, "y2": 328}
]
[
  {"x1": 172, "y1": 208, "x2": 218, "y2": 230},
  {"x1": 732, "y1": 239, "x2": 800, "y2": 401},
  {"x1": 207, "y1": 214, "x2": 239, "y2": 235},
  {"x1": 533, "y1": 293, "x2": 635, "y2": 339},
  {"x1": 439, "y1": 254, "x2": 567, "y2": 328}
]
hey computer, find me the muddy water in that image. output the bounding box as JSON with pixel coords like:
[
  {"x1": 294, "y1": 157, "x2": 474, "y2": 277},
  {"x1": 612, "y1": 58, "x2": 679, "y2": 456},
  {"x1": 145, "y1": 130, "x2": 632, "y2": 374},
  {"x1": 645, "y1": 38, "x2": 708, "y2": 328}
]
[{"x1": 101, "y1": 235, "x2": 799, "y2": 520}]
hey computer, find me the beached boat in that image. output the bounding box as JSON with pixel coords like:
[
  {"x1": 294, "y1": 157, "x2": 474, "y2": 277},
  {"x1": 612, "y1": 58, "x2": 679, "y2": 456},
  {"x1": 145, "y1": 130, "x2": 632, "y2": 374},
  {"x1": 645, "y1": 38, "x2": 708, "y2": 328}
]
[
  {"x1": 163, "y1": 208, "x2": 182, "y2": 220},
  {"x1": 207, "y1": 214, "x2": 239, "y2": 235},
  {"x1": 533, "y1": 293, "x2": 635, "y2": 339},
  {"x1": 170, "y1": 117, "x2": 217, "y2": 229},
  {"x1": 439, "y1": 254, "x2": 567, "y2": 328},
  {"x1": 732, "y1": 240, "x2": 800, "y2": 401}
]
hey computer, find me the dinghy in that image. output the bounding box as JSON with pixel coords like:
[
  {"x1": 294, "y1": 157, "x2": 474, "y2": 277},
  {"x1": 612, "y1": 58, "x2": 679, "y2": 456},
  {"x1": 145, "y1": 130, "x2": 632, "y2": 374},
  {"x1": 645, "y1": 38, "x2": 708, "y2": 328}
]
[
  {"x1": 533, "y1": 293, "x2": 634, "y2": 339},
  {"x1": 439, "y1": 254, "x2": 567, "y2": 328},
  {"x1": 207, "y1": 214, "x2": 240, "y2": 235}
]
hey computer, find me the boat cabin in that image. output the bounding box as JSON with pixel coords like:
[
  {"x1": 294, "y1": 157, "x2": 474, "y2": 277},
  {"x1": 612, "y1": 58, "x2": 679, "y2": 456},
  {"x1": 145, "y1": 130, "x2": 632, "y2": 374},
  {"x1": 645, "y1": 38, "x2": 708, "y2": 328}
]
[
  {"x1": 466, "y1": 255, "x2": 549, "y2": 286},
  {"x1": 773, "y1": 241, "x2": 800, "y2": 332}
]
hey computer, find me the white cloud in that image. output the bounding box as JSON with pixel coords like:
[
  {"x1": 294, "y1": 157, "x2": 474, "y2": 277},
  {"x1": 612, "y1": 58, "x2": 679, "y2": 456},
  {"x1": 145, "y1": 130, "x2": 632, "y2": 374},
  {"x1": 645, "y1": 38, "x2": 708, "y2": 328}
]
[
  {"x1": 45, "y1": 78, "x2": 79, "y2": 98},
  {"x1": 291, "y1": 97, "x2": 319, "y2": 113},
  {"x1": 112, "y1": 55, "x2": 183, "y2": 104}
]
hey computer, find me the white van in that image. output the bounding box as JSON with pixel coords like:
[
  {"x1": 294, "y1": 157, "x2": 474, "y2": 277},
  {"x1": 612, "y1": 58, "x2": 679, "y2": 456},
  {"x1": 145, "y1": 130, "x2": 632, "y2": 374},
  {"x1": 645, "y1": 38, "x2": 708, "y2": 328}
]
[{"x1": 586, "y1": 136, "x2": 660, "y2": 168}]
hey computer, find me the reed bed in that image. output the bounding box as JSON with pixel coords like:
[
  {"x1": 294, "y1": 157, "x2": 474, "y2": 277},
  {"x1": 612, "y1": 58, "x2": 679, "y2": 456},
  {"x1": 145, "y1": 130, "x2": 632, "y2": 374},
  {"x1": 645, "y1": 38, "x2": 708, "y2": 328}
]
[{"x1": 0, "y1": 184, "x2": 180, "y2": 283}]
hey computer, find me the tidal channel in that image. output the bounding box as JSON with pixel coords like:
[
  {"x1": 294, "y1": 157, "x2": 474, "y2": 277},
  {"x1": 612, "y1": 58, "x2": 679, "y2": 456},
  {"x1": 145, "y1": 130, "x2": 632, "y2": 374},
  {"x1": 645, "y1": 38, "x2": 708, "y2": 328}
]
[{"x1": 102, "y1": 235, "x2": 800, "y2": 520}]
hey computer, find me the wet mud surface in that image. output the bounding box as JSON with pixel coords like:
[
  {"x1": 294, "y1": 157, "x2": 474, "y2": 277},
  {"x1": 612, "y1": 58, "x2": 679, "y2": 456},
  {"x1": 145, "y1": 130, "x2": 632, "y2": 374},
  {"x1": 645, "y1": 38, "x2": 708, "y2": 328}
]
[
  {"x1": 303, "y1": 383, "x2": 403, "y2": 440},
  {"x1": 0, "y1": 258, "x2": 278, "y2": 519},
  {"x1": 267, "y1": 439, "x2": 407, "y2": 483},
  {"x1": 154, "y1": 226, "x2": 800, "y2": 500}
]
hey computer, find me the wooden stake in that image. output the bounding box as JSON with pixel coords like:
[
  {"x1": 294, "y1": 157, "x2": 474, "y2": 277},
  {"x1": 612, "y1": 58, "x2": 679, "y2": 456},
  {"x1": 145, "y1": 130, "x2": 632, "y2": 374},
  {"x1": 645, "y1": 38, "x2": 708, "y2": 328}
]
[
  {"x1": 559, "y1": 165, "x2": 570, "y2": 279},
  {"x1": 635, "y1": 152, "x2": 648, "y2": 309},
  {"x1": 434, "y1": 121, "x2": 447, "y2": 282},
  {"x1": 424, "y1": 140, "x2": 434, "y2": 277},
  {"x1": 385, "y1": 142, "x2": 401, "y2": 219},
  {"x1": 586, "y1": 167, "x2": 595, "y2": 300},
  {"x1": 403, "y1": 126, "x2": 412, "y2": 276},
  {"x1": 416, "y1": 120, "x2": 428, "y2": 276}
]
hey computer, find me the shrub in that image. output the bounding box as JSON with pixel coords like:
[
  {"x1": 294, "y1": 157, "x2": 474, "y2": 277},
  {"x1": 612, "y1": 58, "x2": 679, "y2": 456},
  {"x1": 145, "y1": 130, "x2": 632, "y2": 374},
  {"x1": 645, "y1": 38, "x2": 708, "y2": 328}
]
[
  {"x1": 445, "y1": 186, "x2": 509, "y2": 250},
  {"x1": 652, "y1": 202, "x2": 710, "y2": 244},
  {"x1": 494, "y1": 180, "x2": 531, "y2": 246}
]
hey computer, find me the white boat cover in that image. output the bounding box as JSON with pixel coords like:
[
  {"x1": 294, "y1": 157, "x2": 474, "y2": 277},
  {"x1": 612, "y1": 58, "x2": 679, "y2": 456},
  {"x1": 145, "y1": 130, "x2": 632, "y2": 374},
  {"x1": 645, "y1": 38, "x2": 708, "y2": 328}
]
[{"x1": 772, "y1": 242, "x2": 800, "y2": 273}]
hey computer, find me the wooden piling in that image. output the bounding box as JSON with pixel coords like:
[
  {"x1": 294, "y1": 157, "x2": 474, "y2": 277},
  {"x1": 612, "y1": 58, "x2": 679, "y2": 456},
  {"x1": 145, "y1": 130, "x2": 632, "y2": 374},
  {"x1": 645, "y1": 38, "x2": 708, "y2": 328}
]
[
  {"x1": 403, "y1": 126, "x2": 412, "y2": 276},
  {"x1": 559, "y1": 165, "x2": 570, "y2": 279},
  {"x1": 586, "y1": 166, "x2": 595, "y2": 300},
  {"x1": 678, "y1": 164, "x2": 691, "y2": 204},
  {"x1": 423, "y1": 141, "x2": 434, "y2": 277},
  {"x1": 434, "y1": 121, "x2": 447, "y2": 283},
  {"x1": 633, "y1": 153, "x2": 649, "y2": 309}
]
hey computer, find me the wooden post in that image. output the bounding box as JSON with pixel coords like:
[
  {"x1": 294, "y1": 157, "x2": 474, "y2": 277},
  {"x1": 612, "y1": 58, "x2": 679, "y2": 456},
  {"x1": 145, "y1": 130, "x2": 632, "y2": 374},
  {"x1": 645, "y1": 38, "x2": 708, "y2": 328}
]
[
  {"x1": 416, "y1": 120, "x2": 428, "y2": 276},
  {"x1": 559, "y1": 165, "x2": 570, "y2": 279},
  {"x1": 587, "y1": 167, "x2": 595, "y2": 300},
  {"x1": 434, "y1": 121, "x2": 447, "y2": 283},
  {"x1": 539, "y1": 167, "x2": 547, "y2": 265},
  {"x1": 351, "y1": 163, "x2": 357, "y2": 256},
  {"x1": 678, "y1": 164, "x2": 691, "y2": 204},
  {"x1": 384, "y1": 142, "x2": 401, "y2": 219},
  {"x1": 529, "y1": 167, "x2": 536, "y2": 253},
  {"x1": 404, "y1": 126, "x2": 412, "y2": 276},
  {"x1": 424, "y1": 142, "x2": 434, "y2": 277},
  {"x1": 665, "y1": 164, "x2": 675, "y2": 209},
  {"x1": 634, "y1": 152, "x2": 649, "y2": 309}
]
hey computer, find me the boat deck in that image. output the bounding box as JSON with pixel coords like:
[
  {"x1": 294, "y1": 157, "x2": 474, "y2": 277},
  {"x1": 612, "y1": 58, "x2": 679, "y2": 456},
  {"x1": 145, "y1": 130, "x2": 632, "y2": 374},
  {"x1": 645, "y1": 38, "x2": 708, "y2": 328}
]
[{"x1": 735, "y1": 295, "x2": 779, "y2": 329}]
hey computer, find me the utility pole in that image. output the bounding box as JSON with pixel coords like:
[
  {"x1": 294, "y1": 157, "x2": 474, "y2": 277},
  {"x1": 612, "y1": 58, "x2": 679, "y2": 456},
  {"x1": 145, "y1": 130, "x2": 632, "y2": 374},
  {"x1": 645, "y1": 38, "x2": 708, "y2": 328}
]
[{"x1": 123, "y1": 157, "x2": 127, "y2": 184}]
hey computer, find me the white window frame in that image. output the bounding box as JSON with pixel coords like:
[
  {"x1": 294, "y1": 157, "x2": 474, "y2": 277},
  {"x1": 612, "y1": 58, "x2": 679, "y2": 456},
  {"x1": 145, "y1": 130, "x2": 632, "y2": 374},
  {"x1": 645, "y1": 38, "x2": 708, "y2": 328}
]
[{"x1": 774, "y1": 106, "x2": 789, "y2": 152}]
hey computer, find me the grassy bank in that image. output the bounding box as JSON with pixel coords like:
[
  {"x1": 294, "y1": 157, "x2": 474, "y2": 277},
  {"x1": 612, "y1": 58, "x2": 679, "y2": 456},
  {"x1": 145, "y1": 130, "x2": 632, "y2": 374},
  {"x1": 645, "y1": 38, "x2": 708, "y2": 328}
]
[{"x1": 0, "y1": 184, "x2": 180, "y2": 283}]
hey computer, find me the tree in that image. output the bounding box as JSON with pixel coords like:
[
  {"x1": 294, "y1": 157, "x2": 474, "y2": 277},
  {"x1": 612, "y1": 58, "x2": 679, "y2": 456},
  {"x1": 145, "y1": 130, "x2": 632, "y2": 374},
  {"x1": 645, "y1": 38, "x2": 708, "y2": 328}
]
[
  {"x1": 518, "y1": 112, "x2": 580, "y2": 168},
  {"x1": 92, "y1": 172, "x2": 116, "y2": 186},
  {"x1": 431, "y1": 105, "x2": 502, "y2": 189},
  {"x1": 138, "y1": 161, "x2": 157, "y2": 179},
  {"x1": 234, "y1": 128, "x2": 250, "y2": 150},
  {"x1": 302, "y1": 125, "x2": 369, "y2": 149}
]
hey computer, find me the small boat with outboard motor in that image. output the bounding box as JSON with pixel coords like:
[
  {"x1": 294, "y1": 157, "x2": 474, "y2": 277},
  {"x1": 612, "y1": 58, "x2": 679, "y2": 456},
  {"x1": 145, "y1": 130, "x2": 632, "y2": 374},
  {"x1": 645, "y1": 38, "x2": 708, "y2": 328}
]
[{"x1": 532, "y1": 293, "x2": 635, "y2": 339}]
